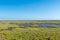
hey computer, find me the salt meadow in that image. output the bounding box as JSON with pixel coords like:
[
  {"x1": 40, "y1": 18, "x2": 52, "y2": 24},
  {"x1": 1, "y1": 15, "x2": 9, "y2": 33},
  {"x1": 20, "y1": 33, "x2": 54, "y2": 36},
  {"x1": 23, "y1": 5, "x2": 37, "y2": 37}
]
[{"x1": 0, "y1": 20, "x2": 60, "y2": 40}]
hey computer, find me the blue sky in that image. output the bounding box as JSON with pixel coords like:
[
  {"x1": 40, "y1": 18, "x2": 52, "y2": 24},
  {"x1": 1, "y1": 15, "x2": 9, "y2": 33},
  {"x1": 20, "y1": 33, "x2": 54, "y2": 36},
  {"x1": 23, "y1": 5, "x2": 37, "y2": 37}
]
[{"x1": 0, "y1": 0, "x2": 60, "y2": 20}]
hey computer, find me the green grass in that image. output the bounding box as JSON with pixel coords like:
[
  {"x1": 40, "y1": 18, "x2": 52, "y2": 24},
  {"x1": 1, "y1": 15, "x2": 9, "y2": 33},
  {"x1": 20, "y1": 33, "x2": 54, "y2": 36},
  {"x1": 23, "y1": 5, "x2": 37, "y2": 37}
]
[
  {"x1": 0, "y1": 20, "x2": 60, "y2": 40},
  {"x1": 0, "y1": 28, "x2": 60, "y2": 40}
]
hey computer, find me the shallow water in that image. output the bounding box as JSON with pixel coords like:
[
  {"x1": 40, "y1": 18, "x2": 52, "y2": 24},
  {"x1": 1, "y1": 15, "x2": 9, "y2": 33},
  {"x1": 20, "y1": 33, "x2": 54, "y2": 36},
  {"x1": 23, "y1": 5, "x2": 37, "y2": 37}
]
[
  {"x1": 19, "y1": 23, "x2": 60, "y2": 28},
  {"x1": 40, "y1": 24, "x2": 60, "y2": 28}
]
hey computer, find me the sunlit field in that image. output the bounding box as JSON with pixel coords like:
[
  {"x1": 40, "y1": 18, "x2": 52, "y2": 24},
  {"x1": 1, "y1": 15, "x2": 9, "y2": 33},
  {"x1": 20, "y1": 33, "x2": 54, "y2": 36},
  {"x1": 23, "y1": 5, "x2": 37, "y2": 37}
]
[{"x1": 0, "y1": 20, "x2": 60, "y2": 40}]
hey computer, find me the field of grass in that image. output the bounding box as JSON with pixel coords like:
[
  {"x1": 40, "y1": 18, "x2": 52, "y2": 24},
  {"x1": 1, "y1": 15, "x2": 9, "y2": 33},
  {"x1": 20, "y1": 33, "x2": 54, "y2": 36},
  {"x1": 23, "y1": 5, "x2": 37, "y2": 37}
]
[
  {"x1": 0, "y1": 28, "x2": 60, "y2": 40},
  {"x1": 0, "y1": 20, "x2": 60, "y2": 40}
]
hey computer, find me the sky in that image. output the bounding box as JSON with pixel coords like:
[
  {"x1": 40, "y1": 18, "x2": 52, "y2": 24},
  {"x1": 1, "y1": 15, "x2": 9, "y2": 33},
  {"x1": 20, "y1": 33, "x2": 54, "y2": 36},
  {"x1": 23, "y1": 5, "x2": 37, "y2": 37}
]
[{"x1": 0, "y1": 0, "x2": 60, "y2": 20}]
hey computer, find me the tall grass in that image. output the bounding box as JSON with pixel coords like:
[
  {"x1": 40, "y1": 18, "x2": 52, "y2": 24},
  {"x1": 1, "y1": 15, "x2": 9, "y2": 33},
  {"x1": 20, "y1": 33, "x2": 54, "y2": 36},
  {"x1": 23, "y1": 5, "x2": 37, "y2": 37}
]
[{"x1": 0, "y1": 28, "x2": 60, "y2": 40}]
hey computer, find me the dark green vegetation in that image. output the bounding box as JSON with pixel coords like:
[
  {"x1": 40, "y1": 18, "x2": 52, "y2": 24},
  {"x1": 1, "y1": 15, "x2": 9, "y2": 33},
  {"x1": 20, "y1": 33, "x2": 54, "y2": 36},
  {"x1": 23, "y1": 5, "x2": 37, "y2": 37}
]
[{"x1": 0, "y1": 20, "x2": 60, "y2": 40}]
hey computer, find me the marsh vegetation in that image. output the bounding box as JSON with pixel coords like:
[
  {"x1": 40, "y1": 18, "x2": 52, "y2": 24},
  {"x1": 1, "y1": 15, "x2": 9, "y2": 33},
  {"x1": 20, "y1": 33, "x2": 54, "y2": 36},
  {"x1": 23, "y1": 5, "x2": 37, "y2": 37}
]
[{"x1": 0, "y1": 20, "x2": 60, "y2": 40}]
